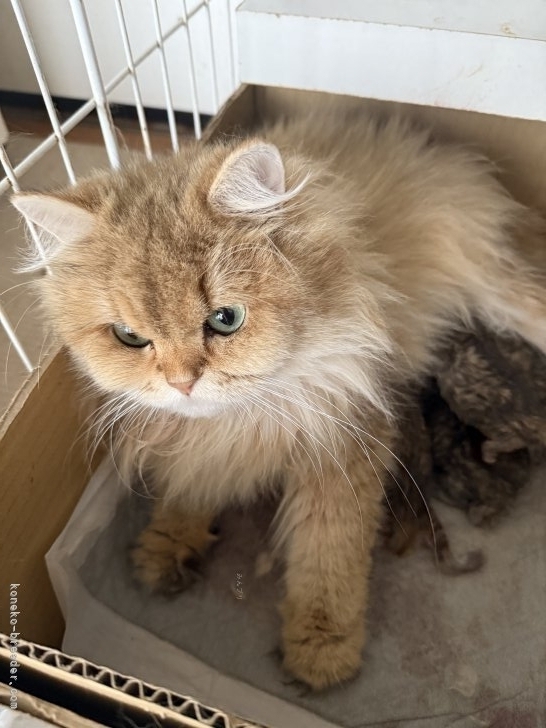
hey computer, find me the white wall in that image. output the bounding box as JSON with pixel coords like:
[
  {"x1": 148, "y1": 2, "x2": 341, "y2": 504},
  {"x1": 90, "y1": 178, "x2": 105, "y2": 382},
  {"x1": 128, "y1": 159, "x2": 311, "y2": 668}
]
[
  {"x1": 237, "y1": 0, "x2": 546, "y2": 122},
  {"x1": 0, "y1": 0, "x2": 238, "y2": 116}
]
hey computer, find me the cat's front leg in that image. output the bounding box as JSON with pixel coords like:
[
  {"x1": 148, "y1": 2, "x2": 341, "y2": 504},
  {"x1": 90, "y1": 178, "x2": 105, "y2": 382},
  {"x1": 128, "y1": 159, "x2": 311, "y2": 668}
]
[
  {"x1": 132, "y1": 501, "x2": 218, "y2": 595},
  {"x1": 279, "y1": 453, "x2": 385, "y2": 689}
]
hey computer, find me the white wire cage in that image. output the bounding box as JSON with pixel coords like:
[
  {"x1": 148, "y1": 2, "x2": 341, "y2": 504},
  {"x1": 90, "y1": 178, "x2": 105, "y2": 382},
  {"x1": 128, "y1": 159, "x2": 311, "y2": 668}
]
[{"x1": 0, "y1": 0, "x2": 239, "y2": 415}]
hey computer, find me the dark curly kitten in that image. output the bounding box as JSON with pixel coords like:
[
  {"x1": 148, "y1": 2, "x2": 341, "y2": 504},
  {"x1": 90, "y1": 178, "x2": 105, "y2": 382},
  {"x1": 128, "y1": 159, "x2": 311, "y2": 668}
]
[{"x1": 385, "y1": 323, "x2": 544, "y2": 569}]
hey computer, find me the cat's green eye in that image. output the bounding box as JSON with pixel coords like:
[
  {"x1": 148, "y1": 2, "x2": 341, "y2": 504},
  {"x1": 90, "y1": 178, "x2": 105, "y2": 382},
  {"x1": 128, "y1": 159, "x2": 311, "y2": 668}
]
[
  {"x1": 205, "y1": 305, "x2": 246, "y2": 336},
  {"x1": 112, "y1": 322, "x2": 151, "y2": 348}
]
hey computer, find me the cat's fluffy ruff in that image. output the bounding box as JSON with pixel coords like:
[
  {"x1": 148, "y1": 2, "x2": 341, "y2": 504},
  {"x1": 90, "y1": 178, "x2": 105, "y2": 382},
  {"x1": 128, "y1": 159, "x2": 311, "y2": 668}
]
[{"x1": 12, "y1": 111, "x2": 546, "y2": 689}]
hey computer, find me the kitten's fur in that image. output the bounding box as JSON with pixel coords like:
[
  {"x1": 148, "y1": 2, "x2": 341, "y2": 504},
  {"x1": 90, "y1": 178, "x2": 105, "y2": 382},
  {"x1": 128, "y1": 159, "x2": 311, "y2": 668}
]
[{"x1": 13, "y1": 109, "x2": 546, "y2": 689}]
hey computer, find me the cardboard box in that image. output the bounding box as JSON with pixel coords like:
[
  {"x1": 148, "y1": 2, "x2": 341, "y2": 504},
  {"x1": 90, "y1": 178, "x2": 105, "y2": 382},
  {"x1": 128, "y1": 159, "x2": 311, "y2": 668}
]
[{"x1": 2, "y1": 84, "x2": 546, "y2": 723}]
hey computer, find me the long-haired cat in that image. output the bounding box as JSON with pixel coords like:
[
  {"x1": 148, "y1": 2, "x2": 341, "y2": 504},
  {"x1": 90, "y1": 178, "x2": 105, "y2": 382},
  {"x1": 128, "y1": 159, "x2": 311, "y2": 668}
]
[{"x1": 12, "y1": 108, "x2": 546, "y2": 689}]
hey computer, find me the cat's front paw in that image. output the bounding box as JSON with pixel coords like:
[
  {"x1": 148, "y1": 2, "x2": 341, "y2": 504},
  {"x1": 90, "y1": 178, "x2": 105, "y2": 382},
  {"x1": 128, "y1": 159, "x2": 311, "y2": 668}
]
[
  {"x1": 131, "y1": 510, "x2": 218, "y2": 595},
  {"x1": 280, "y1": 604, "x2": 364, "y2": 690}
]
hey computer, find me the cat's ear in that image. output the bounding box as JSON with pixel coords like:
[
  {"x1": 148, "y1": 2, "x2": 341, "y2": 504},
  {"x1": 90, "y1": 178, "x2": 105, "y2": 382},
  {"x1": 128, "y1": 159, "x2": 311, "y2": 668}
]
[
  {"x1": 11, "y1": 193, "x2": 95, "y2": 270},
  {"x1": 208, "y1": 142, "x2": 307, "y2": 216}
]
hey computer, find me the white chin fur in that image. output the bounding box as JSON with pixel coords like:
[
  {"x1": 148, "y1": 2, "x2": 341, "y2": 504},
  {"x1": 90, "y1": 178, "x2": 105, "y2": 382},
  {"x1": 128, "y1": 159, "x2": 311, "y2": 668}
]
[{"x1": 158, "y1": 390, "x2": 229, "y2": 419}]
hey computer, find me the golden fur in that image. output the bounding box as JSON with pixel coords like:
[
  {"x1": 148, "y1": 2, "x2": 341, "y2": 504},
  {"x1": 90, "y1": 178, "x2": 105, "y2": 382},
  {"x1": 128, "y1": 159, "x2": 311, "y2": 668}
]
[{"x1": 13, "y1": 109, "x2": 546, "y2": 689}]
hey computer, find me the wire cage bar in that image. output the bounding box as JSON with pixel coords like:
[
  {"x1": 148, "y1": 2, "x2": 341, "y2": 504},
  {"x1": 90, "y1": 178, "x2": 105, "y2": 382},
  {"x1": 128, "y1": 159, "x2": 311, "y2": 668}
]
[
  {"x1": 151, "y1": 0, "x2": 180, "y2": 152},
  {"x1": 0, "y1": 0, "x2": 238, "y2": 409},
  {"x1": 182, "y1": 0, "x2": 203, "y2": 140},
  {"x1": 113, "y1": 0, "x2": 154, "y2": 161},
  {"x1": 0, "y1": 143, "x2": 49, "y2": 263},
  {"x1": 68, "y1": 0, "x2": 122, "y2": 169},
  {"x1": 0, "y1": 302, "x2": 33, "y2": 374},
  {"x1": 204, "y1": 1, "x2": 220, "y2": 111},
  {"x1": 10, "y1": 0, "x2": 77, "y2": 185}
]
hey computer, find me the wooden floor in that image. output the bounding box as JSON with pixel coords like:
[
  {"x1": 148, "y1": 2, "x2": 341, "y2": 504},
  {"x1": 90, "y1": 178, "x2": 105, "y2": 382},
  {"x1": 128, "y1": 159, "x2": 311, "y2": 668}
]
[{"x1": 2, "y1": 103, "x2": 196, "y2": 155}]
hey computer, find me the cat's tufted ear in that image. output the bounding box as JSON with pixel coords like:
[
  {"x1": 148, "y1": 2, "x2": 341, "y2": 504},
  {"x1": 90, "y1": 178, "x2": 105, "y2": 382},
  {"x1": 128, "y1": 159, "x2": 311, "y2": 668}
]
[
  {"x1": 11, "y1": 193, "x2": 95, "y2": 270},
  {"x1": 208, "y1": 142, "x2": 306, "y2": 216}
]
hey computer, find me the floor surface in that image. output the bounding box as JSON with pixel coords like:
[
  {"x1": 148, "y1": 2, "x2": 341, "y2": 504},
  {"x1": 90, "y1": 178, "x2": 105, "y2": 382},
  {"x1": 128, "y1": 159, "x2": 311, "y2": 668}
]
[{"x1": 57, "y1": 459, "x2": 546, "y2": 728}]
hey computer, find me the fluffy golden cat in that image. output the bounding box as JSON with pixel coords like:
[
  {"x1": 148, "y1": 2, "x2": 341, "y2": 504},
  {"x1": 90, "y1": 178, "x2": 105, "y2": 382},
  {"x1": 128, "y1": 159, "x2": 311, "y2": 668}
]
[{"x1": 13, "y1": 109, "x2": 546, "y2": 689}]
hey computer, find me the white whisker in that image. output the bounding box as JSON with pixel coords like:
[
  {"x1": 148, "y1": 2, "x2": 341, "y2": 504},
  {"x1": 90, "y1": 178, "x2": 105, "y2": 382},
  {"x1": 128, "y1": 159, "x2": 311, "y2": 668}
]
[
  {"x1": 254, "y1": 380, "x2": 406, "y2": 534},
  {"x1": 247, "y1": 390, "x2": 365, "y2": 546},
  {"x1": 245, "y1": 391, "x2": 325, "y2": 490},
  {"x1": 262, "y1": 375, "x2": 422, "y2": 516}
]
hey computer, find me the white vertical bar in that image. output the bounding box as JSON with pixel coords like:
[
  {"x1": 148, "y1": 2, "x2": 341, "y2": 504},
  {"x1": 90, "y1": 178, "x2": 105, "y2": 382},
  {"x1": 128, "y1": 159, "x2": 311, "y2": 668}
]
[
  {"x1": 0, "y1": 303, "x2": 33, "y2": 373},
  {"x1": 151, "y1": 0, "x2": 179, "y2": 152},
  {"x1": 227, "y1": 0, "x2": 238, "y2": 88},
  {"x1": 10, "y1": 0, "x2": 77, "y2": 185},
  {"x1": 0, "y1": 145, "x2": 49, "y2": 265},
  {"x1": 181, "y1": 0, "x2": 202, "y2": 139},
  {"x1": 68, "y1": 0, "x2": 121, "y2": 169},
  {"x1": 114, "y1": 0, "x2": 153, "y2": 161},
  {"x1": 0, "y1": 111, "x2": 8, "y2": 145},
  {"x1": 204, "y1": 0, "x2": 219, "y2": 111}
]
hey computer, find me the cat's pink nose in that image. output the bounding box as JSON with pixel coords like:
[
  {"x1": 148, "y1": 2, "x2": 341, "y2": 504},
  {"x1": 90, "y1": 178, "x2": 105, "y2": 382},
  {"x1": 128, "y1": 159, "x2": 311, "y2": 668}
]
[{"x1": 168, "y1": 379, "x2": 197, "y2": 396}]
